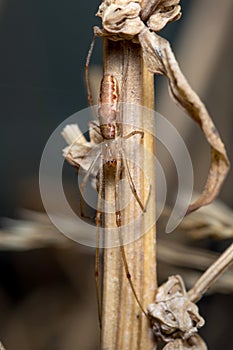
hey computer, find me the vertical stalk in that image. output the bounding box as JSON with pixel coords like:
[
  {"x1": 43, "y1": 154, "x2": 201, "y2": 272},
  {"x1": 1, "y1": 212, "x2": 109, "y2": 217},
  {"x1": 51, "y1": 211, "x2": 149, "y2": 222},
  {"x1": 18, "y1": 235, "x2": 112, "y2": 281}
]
[{"x1": 100, "y1": 38, "x2": 157, "y2": 349}]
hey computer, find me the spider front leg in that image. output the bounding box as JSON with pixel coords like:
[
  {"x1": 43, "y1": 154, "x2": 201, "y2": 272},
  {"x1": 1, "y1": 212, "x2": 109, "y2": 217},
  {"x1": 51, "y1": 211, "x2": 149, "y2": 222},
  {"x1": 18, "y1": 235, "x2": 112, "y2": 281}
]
[{"x1": 95, "y1": 154, "x2": 104, "y2": 329}]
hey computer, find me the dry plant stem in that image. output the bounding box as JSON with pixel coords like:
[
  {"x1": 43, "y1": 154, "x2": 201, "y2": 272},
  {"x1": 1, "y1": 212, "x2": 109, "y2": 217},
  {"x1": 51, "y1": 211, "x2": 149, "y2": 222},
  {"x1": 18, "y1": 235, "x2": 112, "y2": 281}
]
[
  {"x1": 188, "y1": 243, "x2": 233, "y2": 303},
  {"x1": 101, "y1": 39, "x2": 157, "y2": 349}
]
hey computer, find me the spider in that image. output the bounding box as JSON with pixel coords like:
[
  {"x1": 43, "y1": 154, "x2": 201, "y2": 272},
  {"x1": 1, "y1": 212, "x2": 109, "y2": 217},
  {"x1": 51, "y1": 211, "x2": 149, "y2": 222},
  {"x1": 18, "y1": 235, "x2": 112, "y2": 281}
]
[{"x1": 62, "y1": 38, "x2": 151, "y2": 327}]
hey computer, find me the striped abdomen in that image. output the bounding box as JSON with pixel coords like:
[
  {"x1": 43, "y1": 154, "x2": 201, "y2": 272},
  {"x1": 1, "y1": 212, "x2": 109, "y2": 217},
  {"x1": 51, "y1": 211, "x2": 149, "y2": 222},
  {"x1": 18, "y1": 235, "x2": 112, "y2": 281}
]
[{"x1": 98, "y1": 74, "x2": 119, "y2": 140}]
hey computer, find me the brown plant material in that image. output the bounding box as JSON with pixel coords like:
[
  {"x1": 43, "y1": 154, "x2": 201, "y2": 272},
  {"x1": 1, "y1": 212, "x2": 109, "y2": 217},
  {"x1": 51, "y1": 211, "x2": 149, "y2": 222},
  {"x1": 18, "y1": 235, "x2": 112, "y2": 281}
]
[
  {"x1": 177, "y1": 199, "x2": 233, "y2": 240},
  {"x1": 138, "y1": 28, "x2": 230, "y2": 214},
  {"x1": 95, "y1": 0, "x2": 230, "y2": 215},
  {"x1": 99, "y1": 40, "x2": 157, "y2": 349},
  {"x1": 150, "y1": 241, "x2": 233, "y2": 348},
  {"x1": 95, "y1": 0, "x2": 181, "y2": 40},
  {"x1": 64, "y1": 9, "x2": 157, "y2": 345},
  {"x1": 163, "y1": 334, "x2": 207, "y2": 350},
  {"x1": 148, "y1": 276, "x2": 205, "y2": 344},
  {"x1": 147, "y1": 0, "x2": 181, "y2": 31},
  {"x1": 140, "y1": 0, "x2": 163, "y2": 22},
  {"x1": 59, "y1": 1, "x2": 231, "y2": 348},
  {"x1": 62, "y1": 123, "x2": 103, "y2": 178},
  {"x1": 188, "y1": 243, "x2": 233, "y2": 303},
  {"x1": 96, "y1": 0, "x2": 144, "y2": 39}
]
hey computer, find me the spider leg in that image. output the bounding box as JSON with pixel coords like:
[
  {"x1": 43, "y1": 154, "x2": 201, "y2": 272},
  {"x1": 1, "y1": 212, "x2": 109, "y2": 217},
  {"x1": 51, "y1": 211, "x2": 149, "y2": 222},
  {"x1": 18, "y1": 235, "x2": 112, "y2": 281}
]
[
  {"x1": 123, "y1": 130, "x2": 144, "y2": 141},
  {"x1": 121, "y1": 128, "x2": 151, "y2": 213},
  {"x1": 114, "y1": 152, "x2": 148, "y2": 318},
  {"x1": 121, "y1": 149, "x2": 146, "y2": 212},
  {"x1": 80, "y1": 151, "x2": 101, "y2": 218},
  {"x1": 95, "y1": 155, "x2": 104, "y2": 329},
  {"x1": 85, "y1": 36, "x2": 96, "y2": 108}
]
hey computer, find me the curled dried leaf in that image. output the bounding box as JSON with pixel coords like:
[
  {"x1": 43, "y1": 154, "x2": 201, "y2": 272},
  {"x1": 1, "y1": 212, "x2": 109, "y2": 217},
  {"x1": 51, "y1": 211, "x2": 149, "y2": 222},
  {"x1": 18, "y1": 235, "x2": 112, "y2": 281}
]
[
  {"x1": 148, "y1": 275, "x2": 205, "y2": 342},
  {"x1": 163, "y1": 334, "x2": 207, "y2": 350},
  {"x1": 147, "y1": 0, "x2": 182, "y2": 32},
  {"x1": 140, "y1": 0, "x2": 162, "y2": 22},
  {"x1": 61, "y1": 123, "x2": 102, "y2": 174},
  {"x1": 96, "y1": 0, "x2": 144, "y2": 37},
  {"x1": 62, "y1": 124, "x2": 87, "y2": 146},
  {"x1": 95, "y1": 0, "x2": 181, "y2": 41},
  {"x1": 138, "y1": 28, "x2": 230, "y2": 214}
]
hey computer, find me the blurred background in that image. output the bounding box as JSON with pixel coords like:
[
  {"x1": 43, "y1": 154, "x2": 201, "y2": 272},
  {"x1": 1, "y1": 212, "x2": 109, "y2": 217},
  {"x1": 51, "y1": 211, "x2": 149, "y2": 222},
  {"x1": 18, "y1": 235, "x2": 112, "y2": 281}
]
[{"x1": 0, "y1": 0, "x2": 233, "y2": 349}]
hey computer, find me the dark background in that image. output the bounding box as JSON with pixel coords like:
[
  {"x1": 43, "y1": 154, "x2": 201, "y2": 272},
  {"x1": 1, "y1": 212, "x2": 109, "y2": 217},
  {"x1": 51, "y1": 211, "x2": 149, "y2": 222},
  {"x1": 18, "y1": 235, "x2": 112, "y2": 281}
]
[{"x1": 0, "y1": 0, "x2": 232, "y2": 349}]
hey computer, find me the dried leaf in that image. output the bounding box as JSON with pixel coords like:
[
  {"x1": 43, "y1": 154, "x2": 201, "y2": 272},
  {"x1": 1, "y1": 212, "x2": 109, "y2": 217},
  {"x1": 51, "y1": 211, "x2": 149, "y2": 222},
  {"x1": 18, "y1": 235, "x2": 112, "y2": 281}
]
[
  {"x1": 148, "y1": 275, "x2": 205, "y2": 342},
  {"x1": 96, "y1": 0, "x2": 144, "y2": 38},
  {"x1": 140, "y1": 0, "x2": 162, "y2": 22},
  {"x1": 88, "y1": 121, "x2": 104, "y2": 145},
  {"x1": 147, "y1": 0, "x2": 181, "y2": 32},
  {"x1": 95, "y1": 0, "x2": 181, "y2": 39},
  {"x1": 163, "y1": 334, "x2": 207, "y2": 350},
  {"x1": 138, "y1": 28, "x2": 230, "y2": 214},
  {"x1": 62, "y1": 124, "x2": 87, "y2": 146},
  {"x1": 62, "y1": 123, "x2": 102, "y2": 175},
  {"x1": 178, "y1": 197, "x2": 233, "y2": 240}
]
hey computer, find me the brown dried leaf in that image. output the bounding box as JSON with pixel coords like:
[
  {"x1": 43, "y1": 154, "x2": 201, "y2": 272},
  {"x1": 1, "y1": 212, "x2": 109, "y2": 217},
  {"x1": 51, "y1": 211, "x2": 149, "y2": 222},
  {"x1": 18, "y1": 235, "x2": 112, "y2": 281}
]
[
  {"x1": 163, "y1": 334, "x2": 207, "y2": 350},
  {"x1": 62, "y1": 124, "x2": 87, "y2": 146},
  {"x1": 178, "y1": 197, "x2": 233, "y2": 240},
  {"x1": 138, "y1": 28, "x2": 230, "y2": 214},
  {"x1": 88, "y1": 121, "x2": 104, "y2": 145},
  {"x1": 147, "y1": 0, "x2": 181, "y2": 32},
  {"x1": 148, "y1": 276, "x2": 205, "y2": 342},
  {"x1": 96, "y1": 0, "x2": 144, "y2": 37},
  {"x1": 62, "y1": 123, "x2": 102, "y2": 174},
  {"x1": 95, "y1": 0, "x2": 181, "y2": 40},
  {"x1": 140, "y1": 0, "x2": 162, "y2": 21}
]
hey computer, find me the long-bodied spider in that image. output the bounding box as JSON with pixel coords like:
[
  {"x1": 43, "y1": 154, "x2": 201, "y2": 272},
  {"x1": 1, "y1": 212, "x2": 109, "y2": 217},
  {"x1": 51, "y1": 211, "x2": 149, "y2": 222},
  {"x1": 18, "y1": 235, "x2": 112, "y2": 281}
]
[{"x1": 62, "y1": 38, "x2": 151, "y2": 327}]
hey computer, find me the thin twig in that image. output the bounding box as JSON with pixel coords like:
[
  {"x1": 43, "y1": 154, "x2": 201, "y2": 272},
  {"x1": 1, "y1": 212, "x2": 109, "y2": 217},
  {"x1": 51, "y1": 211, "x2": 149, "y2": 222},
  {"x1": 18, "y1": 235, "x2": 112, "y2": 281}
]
[{"x1": 188, "y1": 243, "x2": 233, "y2": 303}]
